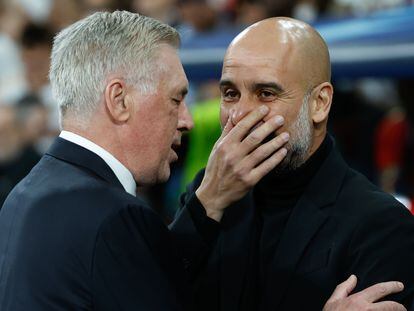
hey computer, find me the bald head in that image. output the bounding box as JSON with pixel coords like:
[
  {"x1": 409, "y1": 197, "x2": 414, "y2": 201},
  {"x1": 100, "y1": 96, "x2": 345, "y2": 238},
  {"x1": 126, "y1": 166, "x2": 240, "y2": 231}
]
[
  {"x1": 226, "y1": 17, "x2": 331, "y2": 88},
  {"x1": 220, "y1": 17, "x2": 334, "y2": 168}
]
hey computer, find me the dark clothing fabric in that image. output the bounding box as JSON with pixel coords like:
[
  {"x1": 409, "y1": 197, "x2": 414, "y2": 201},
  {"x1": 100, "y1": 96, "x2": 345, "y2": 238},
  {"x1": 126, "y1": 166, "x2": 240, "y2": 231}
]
[
  {"x1": 0, "y1": 145, "x2": 41, "y2": 208},
  {"x1": 0, "y1": 138, "x2": 211, "y2": 311},
  {"x1": 254, "y1": 137, "x2": 332, "y2": 308},
  {"x1": 178, "y1": 136, "x2": 414, "y2": 311}
]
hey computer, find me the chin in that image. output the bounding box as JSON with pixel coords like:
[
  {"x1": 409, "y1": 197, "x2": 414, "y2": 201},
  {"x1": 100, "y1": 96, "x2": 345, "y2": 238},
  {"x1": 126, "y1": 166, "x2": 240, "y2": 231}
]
[
  {"x1": 157, "y1": 166, "x2": 171, "y2": 183},
  {"x1": 157, "y1": 175, "x2": 170, "y2": 184}
]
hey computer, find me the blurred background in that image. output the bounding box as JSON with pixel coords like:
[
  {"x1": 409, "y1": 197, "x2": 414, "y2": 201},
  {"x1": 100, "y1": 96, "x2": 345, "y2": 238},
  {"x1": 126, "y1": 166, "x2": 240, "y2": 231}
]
[{"x1": 0, "y1": 0, "x2": 413, "y2": 221}]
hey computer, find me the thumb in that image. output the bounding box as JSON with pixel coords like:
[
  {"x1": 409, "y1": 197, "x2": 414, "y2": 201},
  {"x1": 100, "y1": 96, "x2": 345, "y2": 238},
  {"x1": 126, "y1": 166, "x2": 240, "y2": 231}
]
[{"x1": 329, "y1": 275, "x2": 358, "y2": 301}]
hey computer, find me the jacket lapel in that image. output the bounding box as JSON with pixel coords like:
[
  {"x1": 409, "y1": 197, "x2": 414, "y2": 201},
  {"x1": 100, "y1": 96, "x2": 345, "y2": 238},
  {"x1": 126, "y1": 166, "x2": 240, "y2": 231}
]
[
  {"x1": 220, "y1": 192, "x2": 256, "y2": 311},
  {"x1": 261, "y1": 146, "x2": 348, "y2": 309},
  {"x1": 46, "y1": 137, "x2": 125, "y2": 191}
]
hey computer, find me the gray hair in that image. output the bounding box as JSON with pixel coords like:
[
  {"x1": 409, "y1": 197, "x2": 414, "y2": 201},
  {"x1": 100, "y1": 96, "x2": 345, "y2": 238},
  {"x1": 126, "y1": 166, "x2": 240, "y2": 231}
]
[
  {"x1": 277, "y1": 89, "x2": 313, "y2": 172},
  {"x1": 49, "y1": 11, "x2": 180, "y2": 122}
]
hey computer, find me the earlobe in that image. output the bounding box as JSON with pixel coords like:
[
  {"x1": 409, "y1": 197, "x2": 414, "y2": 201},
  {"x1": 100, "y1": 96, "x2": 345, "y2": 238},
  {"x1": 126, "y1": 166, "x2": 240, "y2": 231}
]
[
  {"x1": 104, "y1": 78, "x2": 130, "y2": 123},
  {"x1": 311, "y1": 82, "x2": 333, "y2": 124}
]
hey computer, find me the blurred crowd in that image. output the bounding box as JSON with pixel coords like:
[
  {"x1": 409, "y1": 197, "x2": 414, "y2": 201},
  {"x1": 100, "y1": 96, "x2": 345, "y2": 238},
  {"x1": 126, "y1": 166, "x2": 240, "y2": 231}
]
[{"x1": 1, "y1": 0, "x2": 414, "y2": 220}]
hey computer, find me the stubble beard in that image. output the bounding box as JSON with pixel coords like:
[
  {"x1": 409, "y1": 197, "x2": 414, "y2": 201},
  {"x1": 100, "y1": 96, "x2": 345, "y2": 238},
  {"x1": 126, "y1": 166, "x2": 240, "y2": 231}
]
[{"x1": 276, "y1": 93, "x2": 313, "y2": 173}]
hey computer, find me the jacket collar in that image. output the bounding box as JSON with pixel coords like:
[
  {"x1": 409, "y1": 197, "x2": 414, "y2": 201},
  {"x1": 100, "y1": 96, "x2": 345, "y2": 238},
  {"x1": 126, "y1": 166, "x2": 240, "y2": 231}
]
[
  {"x1": 46, "y1": 137, "x2": 124, "y2": 191},
  {"x1": 219, "y1": 136, "x2": 349, "y2": 310},
  {"x1": 262, "y1": 139, "x2": 348, "y2": 309}
]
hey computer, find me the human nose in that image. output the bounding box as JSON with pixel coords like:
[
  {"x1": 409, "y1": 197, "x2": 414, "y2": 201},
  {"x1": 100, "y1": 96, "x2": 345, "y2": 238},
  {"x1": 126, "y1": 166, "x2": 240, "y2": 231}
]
[
  {"x1": 178, "y1": 102, "x2": 194, "y2": 132},
  {"x1": 230, "y1": 97, "x2": 256, "y2": 126}
]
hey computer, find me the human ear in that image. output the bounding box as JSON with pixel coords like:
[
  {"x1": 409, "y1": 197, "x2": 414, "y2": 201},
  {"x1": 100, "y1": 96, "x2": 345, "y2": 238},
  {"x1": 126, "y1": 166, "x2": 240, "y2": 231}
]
[
  {"x1": 311, "y1": 82, "x2": 333, "y2": 124},
  {"x1": 104, "y1": 78, "x2": 130, "y2": 123}
]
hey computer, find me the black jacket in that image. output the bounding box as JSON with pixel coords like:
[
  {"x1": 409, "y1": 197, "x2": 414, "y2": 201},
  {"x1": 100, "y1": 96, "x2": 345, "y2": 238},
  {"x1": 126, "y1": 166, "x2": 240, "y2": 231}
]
[
  {"x1": 179, "y1": 142, "x2": 414, "y2": 311},
  {"x1": 0, "y1": 138, "x2": 208, "y2": 311}
]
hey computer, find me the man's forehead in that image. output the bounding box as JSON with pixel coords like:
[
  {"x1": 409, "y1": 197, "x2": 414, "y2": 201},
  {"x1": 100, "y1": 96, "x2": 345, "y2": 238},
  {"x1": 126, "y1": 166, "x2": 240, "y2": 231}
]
[
  {"x1": 220, "y1": 65, "x2": 286, "y2": 89},
  {"x1": 222, "y1": 55, "x2": 289, "y2": 81},
  {"x1": 168, "y1": 77, "x2": 188, "y2": 95},
  {"x1": 223, "y1": 55, "x2": 279, "y2": 69},
  {"x1": 224, "y1": 41, "x2": 292, "y2": 67}
]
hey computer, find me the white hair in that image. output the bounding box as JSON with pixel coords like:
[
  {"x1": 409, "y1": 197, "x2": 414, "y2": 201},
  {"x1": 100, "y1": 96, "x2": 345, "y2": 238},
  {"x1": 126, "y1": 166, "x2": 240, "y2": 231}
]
[{"x1": 49, "y1": 11, "x2": 180, "y2": 122}]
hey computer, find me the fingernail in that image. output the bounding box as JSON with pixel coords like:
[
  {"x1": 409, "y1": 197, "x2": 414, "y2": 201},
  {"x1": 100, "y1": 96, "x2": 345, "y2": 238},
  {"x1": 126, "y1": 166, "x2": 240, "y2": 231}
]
[
  {"x1": 274, "y1": 115, "x2": 284, "y2": 125},
  {"x1": 280, "y1": 147, "x2": 287, "y2": 156},
  {"x1": 281, "y1": 132, "x2": 289, "y2": 141},
  {"x1": 260, "y1": 106, "x2": 269, "y2": 114},
  {"x1": 398, "y1": 282, "x2": 404, "y2": 290}
]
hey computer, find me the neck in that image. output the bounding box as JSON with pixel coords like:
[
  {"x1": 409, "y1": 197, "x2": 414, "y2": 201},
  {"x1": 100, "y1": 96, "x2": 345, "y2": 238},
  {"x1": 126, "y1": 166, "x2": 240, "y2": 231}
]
[
  {"x1": 62, "y1": 120, "x2": 127, "y2": 170},
  {"x1": 307, "y1": 130, "x2": 327, "y2": 160},
  {"x1": 256, "y1": 135, "x2": 332, "y2": 195}
]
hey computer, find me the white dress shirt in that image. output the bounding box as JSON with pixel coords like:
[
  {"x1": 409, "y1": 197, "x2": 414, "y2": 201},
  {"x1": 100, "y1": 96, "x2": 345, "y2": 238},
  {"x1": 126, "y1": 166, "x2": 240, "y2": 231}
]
[{"x1": 59, "y1": 131, "x2": 136, "y2": 196}]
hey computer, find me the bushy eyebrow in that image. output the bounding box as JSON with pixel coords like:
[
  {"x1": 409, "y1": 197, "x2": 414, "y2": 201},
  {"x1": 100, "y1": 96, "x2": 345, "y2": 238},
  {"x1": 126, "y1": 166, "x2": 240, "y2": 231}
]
[
  {"x1": 219, "y1": 79, "x2": 235, "y2": 90},
  {"x1": 180, "y1": 87, "x2": 188, "y2": 97},
  {"x1": 253, "y1": 82, "x2": 285, "y2": 94},
  {"x1": 175, "y1": 86, "x2": 188, "y2": 99},
  {"x1": 219, "y1": 80, "x2": 285, "y2": 95}
]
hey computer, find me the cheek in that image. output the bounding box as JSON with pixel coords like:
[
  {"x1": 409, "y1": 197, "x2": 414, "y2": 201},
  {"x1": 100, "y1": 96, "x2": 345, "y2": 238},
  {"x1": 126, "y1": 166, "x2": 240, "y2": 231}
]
[{"x1": 266, "y1": 106, "x2": 295, "y2": 133}]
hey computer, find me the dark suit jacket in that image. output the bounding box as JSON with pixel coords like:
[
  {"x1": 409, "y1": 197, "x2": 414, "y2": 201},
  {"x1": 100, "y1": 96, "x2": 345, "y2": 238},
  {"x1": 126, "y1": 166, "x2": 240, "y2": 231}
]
[
  {"x1": 0, "y1": 138, "x2": 208, "y2": 311},
  {"x1": 178, "y1": 143, "x2": 414, "y2": 311}
]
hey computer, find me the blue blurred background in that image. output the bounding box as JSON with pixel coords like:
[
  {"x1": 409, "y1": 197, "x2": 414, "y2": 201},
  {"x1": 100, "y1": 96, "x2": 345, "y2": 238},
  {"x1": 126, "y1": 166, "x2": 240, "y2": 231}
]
[{"x1": 1, "y1": 0, "x2": 413, "y2": 220}]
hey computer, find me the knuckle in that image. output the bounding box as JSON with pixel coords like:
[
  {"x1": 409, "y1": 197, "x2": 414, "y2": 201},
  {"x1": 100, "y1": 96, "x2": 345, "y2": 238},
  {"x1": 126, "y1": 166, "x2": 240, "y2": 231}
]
[
  {"x1": 215, "y1": 141, "x2": 226, "y2": 154},
  {"x1": 236, "y1": 122, "x2": 249, "y2": 134},
  {"x1": 276, "y1": 135, "x2": 286, "y2": 145},
  {"x1": 235, "y1": 167, "x2": 253, "y2": 186},
  {"x1": 240, "y1": 172, "x2": 251, "y2": 185},
  {"x1": 348, "y1": 296, "x2": 357, "y2": 304},
  {"x1": 250, "y1": 149, "x2": 264, "y2": 163},
  {"x1": 267, "y1": 138, "x2": 279, "y2": 151},
  {"x1": 349, "y1": 296, "x2": 362, "y2": 306},
  {"x1": 225, "y1": 155, "x2": 235, "y2": 167},
  {"x1": 246, "y1": 132, "x2": 260, "y2": 144},
  {"x1": 234, "y1": 167, "x2": 243, "y2": 178},
  {"x1": 274, "y1": 149, "x2": 286, "y2": 162},
  {"x1": 378, "y1": 284, "x2": 388, "y2": 295}
]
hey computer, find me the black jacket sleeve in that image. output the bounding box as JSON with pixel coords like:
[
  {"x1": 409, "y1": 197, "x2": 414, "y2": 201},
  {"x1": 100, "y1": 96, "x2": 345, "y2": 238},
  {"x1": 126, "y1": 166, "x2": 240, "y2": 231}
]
[
  {"x1": 92, "y1": 204, "x2": 190, "y2": 311},
  {"x1": 346, "y1": 198, "x2": 414, "y2": 309},
  {"x1": 169, "y1": 169, "x2": 220, "y2": 279}
]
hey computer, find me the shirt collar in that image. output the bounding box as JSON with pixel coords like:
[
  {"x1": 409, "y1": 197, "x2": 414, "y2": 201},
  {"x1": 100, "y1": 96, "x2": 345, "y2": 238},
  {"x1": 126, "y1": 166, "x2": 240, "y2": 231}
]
[{"x1": 59, "y1": 130, "x2": 136, "y2": 196}]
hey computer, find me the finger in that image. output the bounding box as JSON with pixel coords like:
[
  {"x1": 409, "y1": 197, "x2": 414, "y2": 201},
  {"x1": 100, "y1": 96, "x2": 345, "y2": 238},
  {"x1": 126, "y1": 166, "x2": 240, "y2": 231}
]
[
  {"x1": 243, "y1": 131, "x2": 289, "y2": 168},
  {"x1": 248, "y1": 147, "x2": 287, "y2": 183},
  {"x1": 328, "y1": 275, "x2": 358, "y2": 301},
  {"x1": 212, "y1": 117, "x2": 234, "y2": 151},
  {"x1": 226, "y1": 105, "x2": 270, "y2": 142},
  {"x1": 356, "y1": 281, "x2": 404, "y2": 303},
  {"x1": 370, "y1": 301, "x2": 407, "y2": 311},
  {"x1": 220, "y1": 115, "x2": 234, "y2": 138},
  {"x1": 240, "y1": 115, "x2": 285, "y2": 154}
]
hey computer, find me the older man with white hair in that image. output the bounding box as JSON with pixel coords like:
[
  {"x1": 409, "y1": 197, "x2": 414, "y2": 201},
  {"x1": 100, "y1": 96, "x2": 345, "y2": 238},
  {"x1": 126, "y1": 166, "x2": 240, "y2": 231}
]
[
  {"x1": 0, "y1": 10, "x2": 408, "y2": 311},
  {"x1": 0, "y1": 11, "x2": 290, "y2": 311}
]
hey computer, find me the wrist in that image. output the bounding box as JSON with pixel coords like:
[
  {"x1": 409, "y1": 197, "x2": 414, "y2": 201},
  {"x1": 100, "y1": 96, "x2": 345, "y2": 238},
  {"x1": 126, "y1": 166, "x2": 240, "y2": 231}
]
[
  {"x1": 195, "y1": 188, "x2": 224, "y2": 222},
  {"x1": 205, "y1": 208, "x2": 224, "y2": 222}
]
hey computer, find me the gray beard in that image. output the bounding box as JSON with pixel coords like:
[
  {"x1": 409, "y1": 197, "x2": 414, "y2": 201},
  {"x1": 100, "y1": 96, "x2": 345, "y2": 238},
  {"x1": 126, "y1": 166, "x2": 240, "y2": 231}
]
[{"x1": 276, "y1": 93, "x2": 313, "y2": 173}]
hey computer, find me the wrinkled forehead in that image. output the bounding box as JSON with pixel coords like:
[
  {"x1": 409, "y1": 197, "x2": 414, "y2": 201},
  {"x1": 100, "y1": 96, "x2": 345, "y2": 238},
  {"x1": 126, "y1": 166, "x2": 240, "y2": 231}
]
[{"x1": 222, "y1": 41, "x2": 303, "y2": 89}]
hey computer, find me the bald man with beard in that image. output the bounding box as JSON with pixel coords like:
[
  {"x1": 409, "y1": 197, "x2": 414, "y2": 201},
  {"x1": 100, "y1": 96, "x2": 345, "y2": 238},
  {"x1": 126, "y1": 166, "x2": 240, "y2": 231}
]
[{"x1": 176, "y1": 17, "x2": 414, "y2": 310}]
